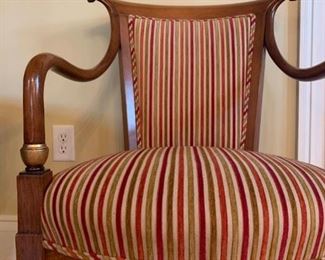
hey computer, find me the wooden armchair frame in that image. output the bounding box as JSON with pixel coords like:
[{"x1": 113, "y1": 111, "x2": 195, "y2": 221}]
[{"x1": 16, "y1": 0, "x2": 325, "y2": 259}]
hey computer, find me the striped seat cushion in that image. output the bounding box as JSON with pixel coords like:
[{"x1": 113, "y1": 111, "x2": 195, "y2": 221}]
[
  {"x1": 129, "y1": 15, "x2": 256, "y2": 149},
  {"x1": 42, "y1": 147, "x2": 325, "y2": 259}
]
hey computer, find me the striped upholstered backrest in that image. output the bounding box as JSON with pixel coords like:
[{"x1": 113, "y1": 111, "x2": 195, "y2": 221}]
[{"x1": 128, "y1": 14, "x2": 256, "y2": 149}]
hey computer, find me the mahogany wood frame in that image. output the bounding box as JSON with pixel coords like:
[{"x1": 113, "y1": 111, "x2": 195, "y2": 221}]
[{"x1": 17, "y1": 0, "x2": 325, "y2": 259}]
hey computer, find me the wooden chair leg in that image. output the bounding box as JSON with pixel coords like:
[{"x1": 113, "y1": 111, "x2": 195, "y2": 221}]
[{"x1": 16, "y1": 170, "x2": 52, "y2": 260}]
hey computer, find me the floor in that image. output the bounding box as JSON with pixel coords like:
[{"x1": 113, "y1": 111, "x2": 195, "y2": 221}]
[{"x1": 0, "y1": 224, "x2": 16, "y2": 260}]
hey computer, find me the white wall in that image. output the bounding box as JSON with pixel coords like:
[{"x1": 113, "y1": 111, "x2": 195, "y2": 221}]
[
  {"x1": 0, "y1": 0, "x2": 298, "y2": 215},
  {"x1": 260, "y1": 0, "x2": 298, "y2": 158},
  {"x1": 298, "y1": 0, "x2": 325, "y2": 168}
]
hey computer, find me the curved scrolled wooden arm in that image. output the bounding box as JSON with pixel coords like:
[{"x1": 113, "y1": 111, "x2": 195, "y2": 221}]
[
  {"x1": 21, "y1": 0, "x2": 120, "y2": 171},
  {"x1": 265, "y1": 0, "x2": 325, "y2": 81}
]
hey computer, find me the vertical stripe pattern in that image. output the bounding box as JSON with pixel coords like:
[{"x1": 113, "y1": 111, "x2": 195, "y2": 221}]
[
  {"x1": 128, "y1": 15, "x2": 256, "y2": 149},
  {"x1": 42, "y1": 147, "x2": 325, "y2": 259}
]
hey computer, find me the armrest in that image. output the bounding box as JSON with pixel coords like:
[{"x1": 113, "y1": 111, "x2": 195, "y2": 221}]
[
  {"x1": 21, "y1": 0, "x2": 120, "y2": 172},
  {"x1": 265, "y1": 0, "x2": 325, "y2": 81}
]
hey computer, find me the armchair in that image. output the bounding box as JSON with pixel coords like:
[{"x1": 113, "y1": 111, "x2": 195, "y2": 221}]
[{"x1": 17, "y1": 0, "x2": 325, "y2": 259}]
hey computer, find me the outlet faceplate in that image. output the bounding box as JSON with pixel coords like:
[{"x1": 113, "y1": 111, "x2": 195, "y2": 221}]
[{"x1": 53, "y1": 125, "x2": 75, "y2": 161}]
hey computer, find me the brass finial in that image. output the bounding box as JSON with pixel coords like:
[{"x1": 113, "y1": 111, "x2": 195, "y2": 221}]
[{"x1": 20, "y1": 144, "x2": 49, "y2": 172}]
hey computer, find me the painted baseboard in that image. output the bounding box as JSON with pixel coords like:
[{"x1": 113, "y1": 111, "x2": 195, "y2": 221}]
[{"x1": 0, "y1": 215, "x2": 17, "y2": 232}]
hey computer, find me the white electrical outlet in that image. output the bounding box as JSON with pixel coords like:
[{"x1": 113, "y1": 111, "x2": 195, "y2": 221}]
[{"x1": 53, "y1": 125, "x2": 75, "y2": 161}]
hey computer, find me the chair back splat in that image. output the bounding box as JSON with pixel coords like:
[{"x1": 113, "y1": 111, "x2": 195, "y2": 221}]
[{"x1": 116, "y1": 0, "x2": 273, "y2": 151}]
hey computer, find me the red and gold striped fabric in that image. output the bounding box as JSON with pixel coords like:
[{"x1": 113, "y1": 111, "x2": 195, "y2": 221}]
[
  {"x1": 129, "y1": 15, "x2": 256, "y2": 149},
  {"x1": 42, "y1": 147, "x2": 325, "y2": 259}
]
